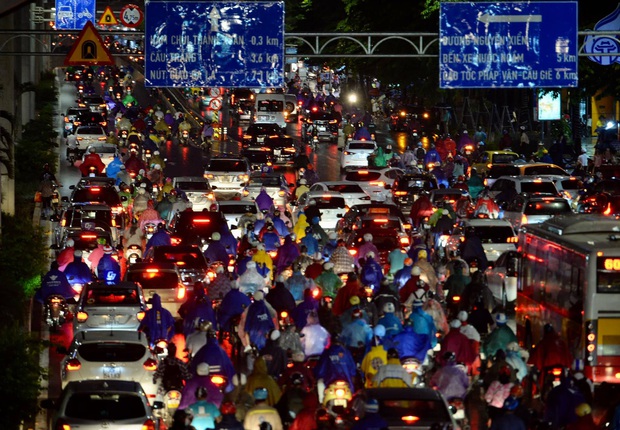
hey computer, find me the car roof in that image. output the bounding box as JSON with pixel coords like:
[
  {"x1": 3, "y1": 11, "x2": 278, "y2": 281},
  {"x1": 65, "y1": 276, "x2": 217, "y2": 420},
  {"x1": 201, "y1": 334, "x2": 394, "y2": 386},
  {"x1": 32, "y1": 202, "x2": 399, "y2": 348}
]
[{"x1": 72, "y1": 330, "x2": 149, "y2": 344}]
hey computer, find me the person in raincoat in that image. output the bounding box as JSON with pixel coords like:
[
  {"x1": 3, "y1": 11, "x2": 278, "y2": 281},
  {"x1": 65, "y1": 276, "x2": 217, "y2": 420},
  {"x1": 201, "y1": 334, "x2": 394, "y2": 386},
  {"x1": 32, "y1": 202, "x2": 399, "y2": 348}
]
[
  {"x1": 209, "y1": 266, "x2": 233, "y2": 301},
  {"x1": 105, "y1": 156, "x2": 124, "y2": 182},
  {"x1": 372, "y1": 348, "x2": 414, "y2": 388},
  {"x1": 139, "y1": 293, "x2": 176, "y2": 347},
  {"x1": 244, "y1": 357, "x2": 283, "y2": 406},
  {"x1": 252, "y1": 244, "x2": 274, "y2": 279},
  {"x1": 392, "y1": 318, "x2": 433, "y2": 362},
  {"x1": 265, "y1": 281, "x2": 296, "y2": 316},
  {"x1": 274, "y1": 234, "x2": 300, "y2": 275},
  {"x1": 204, "y1": 232, "x2": 229, "y2": 264},
  {"x1": 313, "y1": 339, "x2": 358, "y2": 401},
  {"x1": 238, "y1": 291, "x2": 278, "y2": 351},
  {"x1": 96, "y1": 245, "x2": 121, "y2": 284},
  {"x1": 182, "y1": 284, "x2": 217, "y2": 336},
  {"x1": 236, "y1": 261, "x2": 268, "y2": 295},
  {"x1": 357, "y1": 233, "x2": 380, "y2": 264},
  {"x1": 354, "y1": 124, "x2": 372, "y2": 140},
  {"x1": 244, "y1": 387, "x2": 283, "y2": 430},
  {"x1": 360, "y1": 252, "x2": 384, "y2": 289},
  {"x1": 35, "y1": 261, "x2": 77, "y2": 303},
  {"x1": 467, "y1": 167, "x2": 485, "y2": 199},
  {"x1": 217, "y1": 282, "x2": 252, "y2": 332},
  {"x1": 372, "y1": 146, "x2": 388, "y2": 168},
  {"x1": 256, "y1": 188, "x2": 275, "y2": 213},
  {"x1": 408, "y1": 295, "x2": 438, "y2": 348},
  {"x1": 393, "y1": 258, "x2": 414, "y2": 290},
  {"x1": 260, "y1": 224, "x2": 281, "y2": 252},
  {"x1": 63, "y1": 250, "x2": 93, "y2": 287},
  {"x1": 285, "y1": 264, "x2": 315, "y2": 302},
  {"x1": 179, "y1": 362, "x2": 224, "y2": 410},
  {"x1": 438, "y1": 319, "x2": 476, "y2": 368},
  {"x1": 314, "y1": 262, "x2": 343, "y2": 299},
  {"x1": 430, "y1": 351, "x2": 470, "y2": 401},
  {"x1": 409, "y1": 192, "x2": 434, "y2": 228},
  {"x1": 412, "y1": 250, "x2": 438, "y2": 292},
  {"x1": 482, "y1": 313, "x2": 518, "y2": 359},
  {"x1": 300, "y1": 311, "x2": 330, "y2": 358},
  {"x1": 300, "y1": 226, "x2": 319, "y2": 257},
  {"x1": 293, "y1": 213, "x2": 310, "y2": 241},
  {"x1": 377, "y1": 303, "x2": 403, "y2": 338},
  {"x1": 340, "y1": 309, "x2": 374, "y2": 360},
  {"x1": 330, "y1": 240, "x2": 356, "y2": 275},
  {"x1": 332, "y1": 273, "x2": 364, "y2": 316}
]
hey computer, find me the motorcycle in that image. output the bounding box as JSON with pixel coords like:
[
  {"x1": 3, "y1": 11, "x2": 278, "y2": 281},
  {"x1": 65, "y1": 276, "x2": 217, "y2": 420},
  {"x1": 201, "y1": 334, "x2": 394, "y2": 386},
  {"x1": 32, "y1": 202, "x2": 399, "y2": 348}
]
[
  {"x1": 44, "y1": 294, "x2": 70, "y2": 331},
  {"x1": 322, "y1": 380, "x2": 353, "y2": 410},
  {"x1": 143, "y1": 222, "x2": 157, "y2": 240},
  {"x1": 144, "y1": 148, "x2": 152, "y2": 164},
  {"x1": 402, "y1": 357, "x2": 425, "y2": 386},
  {"x1": 119, "y1": 129, "x2": 129, "y2": 146},
  {"x1": 125, "y1": 244, "x2": 143, "y2": 264}
]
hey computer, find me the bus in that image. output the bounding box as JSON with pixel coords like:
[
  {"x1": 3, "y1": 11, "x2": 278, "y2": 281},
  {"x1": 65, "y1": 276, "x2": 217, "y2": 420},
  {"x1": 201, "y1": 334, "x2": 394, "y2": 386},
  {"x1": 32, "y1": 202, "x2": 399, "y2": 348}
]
[{"x1": 517, "y1": 214, "x2": 620, "y2": 383}]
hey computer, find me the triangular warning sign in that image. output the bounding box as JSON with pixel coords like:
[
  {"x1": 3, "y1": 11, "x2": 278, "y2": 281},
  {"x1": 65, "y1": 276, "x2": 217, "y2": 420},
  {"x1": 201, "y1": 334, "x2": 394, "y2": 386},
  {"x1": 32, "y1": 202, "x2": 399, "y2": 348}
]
[
  {"x1": 64, "y1": 21, "x2": 114, "y2": 66},
  {"x1": 98, "y1": 6, "x2": 119, "y2": 26}
]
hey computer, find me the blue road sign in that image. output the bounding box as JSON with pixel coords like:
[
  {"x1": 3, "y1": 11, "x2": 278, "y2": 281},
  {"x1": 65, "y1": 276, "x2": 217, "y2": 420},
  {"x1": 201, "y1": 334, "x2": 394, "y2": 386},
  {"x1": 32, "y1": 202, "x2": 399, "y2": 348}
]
[
  {"x1": 55, "y1": 0, "x2": 96, "y2": 30},
  {"x1": 439, "y1": 2, "x2": 578, "y2": 89},
  {"x1": 144, "y1": 1, "x2": 285, "y2": 88}
]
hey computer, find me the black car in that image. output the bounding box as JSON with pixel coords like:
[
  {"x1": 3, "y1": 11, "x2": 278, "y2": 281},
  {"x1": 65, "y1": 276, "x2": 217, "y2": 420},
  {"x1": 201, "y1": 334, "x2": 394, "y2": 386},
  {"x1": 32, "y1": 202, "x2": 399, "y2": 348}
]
[
  {"x1": 67, "y1": 178, "x2": 124, "y2": 211},
  {"x1": 389, "y1": 105, "x2": 434, "y2": 133},
  {"x1": 78, "y1": 94, "x2": 107, "y2": 114},
  {"x1": 242, "y1": 148, "x2": 273, "y2": 171},
  {"x1": 142, "y1": 245, "x2": 210, "y2": 286},
  {"x1": 304, "y1": 109, "x2": 339, "y2": 143},
  {"x1": 263, "y1": 135, "x2": 297, "y2": 164},
  {"x1": 242, "y1": 123, "x2": 282, "y2": 149},
  {"x1": 169, "y1": 210, "x2": 230, "y2": 248},
  {"x1": 391, "y1": 173, "x2": 438, "y2": 211}
]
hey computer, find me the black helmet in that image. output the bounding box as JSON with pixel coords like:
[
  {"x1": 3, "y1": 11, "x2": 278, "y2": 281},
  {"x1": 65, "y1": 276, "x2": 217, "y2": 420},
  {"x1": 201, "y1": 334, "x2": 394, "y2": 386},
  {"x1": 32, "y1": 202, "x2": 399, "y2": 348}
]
[{"x1": 157, "y1": 222, "x2": 166, "y2": 230}]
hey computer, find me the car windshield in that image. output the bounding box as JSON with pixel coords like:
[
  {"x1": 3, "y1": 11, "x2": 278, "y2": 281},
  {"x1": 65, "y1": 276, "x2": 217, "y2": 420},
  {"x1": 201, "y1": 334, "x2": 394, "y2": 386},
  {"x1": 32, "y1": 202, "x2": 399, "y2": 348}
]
[
  {"x1": 219, "y1": 204, "x2": 257, "y2": 215},
  {"x1": 361, "y1": 218, "x2": 401, "y2": 230},
  {"x1": 64, "y1": 208, "x2": 112, "y2": 227},
  {"x1": 176, "y1": 181, "x2": 210, "y2": 191},
  {"x1": 326, "y1": 184, "x2": 365, "y2": 194},
  {"x1": 472, "y1": 225, "x2": 516, "y2": 243},
  {"x1": 84, "y1": 287, "x2": 139, "y2": 305},
  {"x1": 520, "y1": 182, "x2": 558, "y2": 194},
  {"x1": 249, "y1": 176, "x2": 282, "y2": 187},
  {"x1": 78, "y1": 342, "x2": 146, "y2": 362},
  {"x1": 378, "y1": 399, "x2": 451, "y2": 425},
  {"x1": 559, "y1": 179, "x2": 581, "y2": 190},
  {"x1": 354, "y1": 233, "x2": 398, "y2": 250},
  {"x1": 208, "y1": 160, "x2": 248, "y2": 172},
  {"x1": 402, "y1": 179, "x2": 433, "y2": 189},
  {"x1": 345, "y1": 171, "x2": 381, "y2": 181},
  {"x1": 174, "y1": 213, "x2": 222, "y2": 238},
  {"x1": 65, "y1": 393, "x2": 147, "y2": 420},
  {"x1": 72, "y1": 188, "x2": 121, "y2": 206},
  {"x1": 348, "y1": 142, "x2": 375, "y2": 150},
  {"x1": 126, "y1": 269, "x2": 179, "y2": 289},
  {"x1": 257, "y1": 100, "x2": 283, "y2": 112},
  {"x1": 312, "y1": 196, "x2": 346, "y2": 209},
  {"x1": 492, "y1": 153, "x2": 519, "y2": 164},
  {"x1": 248, "y1": 125, "x2": 279, "y2": 134},
  {"x1": 433, "y1": 192, "x2": 463, "y2": 203},
  {"x1": 524, "y1": 200, "x2": 571, "y2": 215}
]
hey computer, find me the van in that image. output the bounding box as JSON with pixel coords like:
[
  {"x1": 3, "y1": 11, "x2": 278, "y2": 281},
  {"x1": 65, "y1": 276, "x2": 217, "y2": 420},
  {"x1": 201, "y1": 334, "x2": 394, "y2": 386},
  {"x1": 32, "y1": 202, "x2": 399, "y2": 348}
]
[{"x1": 254, "y1": 93, "x2": 288, "y2": 130}]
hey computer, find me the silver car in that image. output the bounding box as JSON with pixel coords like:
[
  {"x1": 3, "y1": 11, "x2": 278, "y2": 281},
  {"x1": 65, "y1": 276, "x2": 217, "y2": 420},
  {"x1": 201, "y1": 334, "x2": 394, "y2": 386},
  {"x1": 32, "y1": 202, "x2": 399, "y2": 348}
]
[
  {"x1": 172, "y1": 176, "x2": 217, "y2": 212},
  {"x1": 446, "y1": 218, "x2": 518, "y2": 263},
  {"x1": 43, "y1": 380, "x2": 164, "y2": 430},
  {"x1": 203, "y1": 157, "x2": 251, "y2": 199},
  {"x1": 241, "y1": 172, "x2": 292, "y2": 209}
]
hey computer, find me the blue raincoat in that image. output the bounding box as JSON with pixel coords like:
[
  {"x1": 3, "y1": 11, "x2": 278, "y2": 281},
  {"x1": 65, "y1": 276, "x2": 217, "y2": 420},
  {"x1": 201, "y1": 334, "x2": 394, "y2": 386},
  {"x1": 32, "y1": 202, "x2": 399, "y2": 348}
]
[
  {"x1": 218, "y1": 289, "x2": 252, "y2": 331},
  {"x1": 139, "y1": 294, "x2": 175, "y2": 346},
  {"x1": 301, "y1": 233, "x2": 319, "y2": 257},
  {"x1": 204, "y1": 240, "x2": 229, "y2": 264},
  {"x1": 285, "y1": 271, "x2": 314, "y2": 302},
  {"x1": 97, "y1": 254, "x2": 121, "y2": 285},
  {"x1": 183, "y1": 289, "x2": 218, "y2": 335},
  {"x1": 409, "y1": 306, "x2": 437, "y2": 348},
  {"x1": 63, "y1": 255, "x2": 93, "y2": 286},
  {"x1": 262, "y1": 231, "x2": 281, "y2": 252},
  {"x1": 244, "y1": 299, "x2": 275, "y2": 350},
  {"x1": 313, "y1": 344, "x2": 357, "y2": 389},
  {"x1": 393, "y1": 263, "x2": 413, "y2": 290},
  {"x1": 274, "y1": 236, "x2": 300, "y2": 274},
  {"x1": 106, "y1": 157, "x2": 124, "y2": 184},
  {"x1": 35, "y1": 267, "x2": 76, "y2": 303},
  {"x1": 392, "y1": 324, "x2": 433, "y2": 362},
  {"x1": 377, "y1": 313, "x2": 403, "y2": 338},
  {"x1": 189, "y1": 336, "x2": 236, "y2": 391},
  {"x1": 144, "y1": 229, "x2": 171, "y2": 254},
  {"x1": 361, "y1": 256, "x2": 384, "y2": 288},
  {"x1": 292, "y1": 294, "x2": 319, "y2": 330}
]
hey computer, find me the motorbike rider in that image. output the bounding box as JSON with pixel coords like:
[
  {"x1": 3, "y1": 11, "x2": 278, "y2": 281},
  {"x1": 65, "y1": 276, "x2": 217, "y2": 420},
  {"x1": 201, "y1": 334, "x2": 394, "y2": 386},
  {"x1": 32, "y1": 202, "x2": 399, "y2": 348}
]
[
  {"x1": 138, "y1": 200, "x2": 163, "y2": 231},
  {"x1": 423, "y1": 144, "x2": 442, "y2": 167},
  {"x1": 182, "y1": 283, "x2": 218, "y2": 336},
  {"x1": 187, "y1": 386, "x2": 222, "y2": 430},
  {"x1": 204, "y1": 232, "x2": 230, "y2": 265},
  {"x1": 144, "y1": 222, "x2": 171, "y2": 254},
  {"x1": 96, "y1": 245, "x2": 121, "y2": 284},
  {"x1": 482, "y1": 313, "x2": 518, "y2": 360},
  {"x1": 189, "y1": 334, "x2": 236, "y2": 395},
  {"x1": 353, "y1": 122, "x2": 372, "y2": 140},
  {"x1": 313, "y1": 336, "x2": 357, "y2": 403},
  {"x1": 238, "y1": 290, "x2": 278, "y2": 351},
  {"x1": 185, "y1": 319, "x2": 212, "y2": 360},
  {"x1": 34, "y1": 261, "x2": 77, "y2": 304},
  {"x1": 216, "y1": 402, "x2": 244, "y2": 430},
  {"x1": 179, "y1": 362, "x2": 225, "y2": 411},
  {"x1": 430, "y1": 351, "x2": 470, "y2": 402},
  {"x1": 377, "y1": 302, "x2": 402, "y2": 338},
  {"x1": 243, "y1": 387, "x2": 283, "y2": 430},
  {"x1": 314, "y1": 262, "x2": 343, "y2": 299},
  {"x1": 139, "y1": 293, "x2": 175, "y2": 348},
  {"x1": 329, "y1": 239, "x2": 356, "y2": 276},
  {"x1": 177, "y1": 114, "x2": 192, "y2": 137},
  {"x1": 273, "y1": 234, "x2": 299, "y2": 275},
  {"x1": 292, "y1": 287, "x2": 319, "y2": 330},
  {"x1": 236, "y1": 261, "x2": 268, "y2": 295},
  {"x1": 303, "y1": 164, "x2": 320, "y2": 187},
  {"x1": 393, "y1": 258, "x2": 414, "y2": 290},
  {"x1": 529, "y1": 323, "x2": 572, "y2": 372},
  {"x1": 360, "y1": 252, "x2": 384, "y2": 290},
  {"x1": 439, "y1": 319, "x2": 477, "y2": 370},
  {"x1": 340, "y1": 308, "x2": 373, "y2": 362},
  {"x1": 209, "y1": 266, "x2": 233, "y2": 301},
  {"x1": 256, "y1": 188, "x2": 275, "y2": 213},
  {"x1": 356, "y1": 233, "x2": 380, "y2": 264},
  {"x1": 407, "y1": 293, "x2": 438, "y2": 349},
  {"x1": 63, "y1": 249, "x2": 93, "y2": 288},
  {"x1": 153, "y1": 342, "x2": 193, "y2": 392},
  {"x1": 260, "y1": 224, "x2": 281, "y2": 253},
  {"x1": 79, "y1": 146, "x2": 106, "y2": 176},
  {"x1": 294, "y1": 178, "x2": 309, "y2": 200},
  {"x1": 371, "y1": 348, "x2": 413, "y2": 388},
  {"x1": 459, "y1": 225, "x2": 489, "y2": 271},
  {"x1": 332, "y1": 272, "x2": 364, "y2": 316},
  {"x1": 252, "y1": 243, "x2": 274, "y2": 279},
  {"x1": 543, "y1": 371, "x2": 586, "y2": 429}
]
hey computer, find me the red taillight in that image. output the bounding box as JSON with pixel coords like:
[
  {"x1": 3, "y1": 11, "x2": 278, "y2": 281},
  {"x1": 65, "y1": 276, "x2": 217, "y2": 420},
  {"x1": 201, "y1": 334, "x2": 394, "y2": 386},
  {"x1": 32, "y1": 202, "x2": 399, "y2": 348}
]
[
  {"x1": 81, "y1": 233, "x2": 97, "y2": 240},
  {"x1": 349, "y1": 249, "x2": 357, "y2": 256},
  {"x1": 369, "y1": 181, "x2": 385, "y2": 187},
  {"x1": 402, "y1": 416, "x2": 420, "y2": 424},
  {"x1": 551, "y1": 367, "x2": 563, "y2": 376},
  {"x1": 281, "y1": 311, "x2": 288, "y2": 319},
  {"x1": 393, "y1": 191, "x2": 407, "y2": 196},
  {"x1": 66, "y1": 358, "x2": 81, "y2": 371},
  {"x1": 143, "y1": 358, "x2": 158, "y2": 371},
  {"x1": 604, "y1": 203, "x2": 612, "y2": 215},
  {"x1": 90, "y1": 187, "x2": 100, "y2": 192},
  {"x1": 141, "y1": 419, "x2": 156, "y2": 430},
  {"x1": 171, "y1": 237, "x2": 182, "y2": 245},
  {"x1": 193, "y1": 219, "x2": 211, "y2": 224},
  {"x1": 177, "y1": 285, "x2": 186, "y2": 300}
]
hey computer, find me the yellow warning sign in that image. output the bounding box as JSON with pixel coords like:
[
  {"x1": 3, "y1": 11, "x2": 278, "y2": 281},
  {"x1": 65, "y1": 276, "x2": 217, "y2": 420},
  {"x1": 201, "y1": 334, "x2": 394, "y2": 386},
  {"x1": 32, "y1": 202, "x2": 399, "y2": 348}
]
[
  {"x1": 98, "y1": 6, "x2": 118, "y2": 26},
  {"x1": 64, "y1": 21, "x2": 114, "y2": 66}
]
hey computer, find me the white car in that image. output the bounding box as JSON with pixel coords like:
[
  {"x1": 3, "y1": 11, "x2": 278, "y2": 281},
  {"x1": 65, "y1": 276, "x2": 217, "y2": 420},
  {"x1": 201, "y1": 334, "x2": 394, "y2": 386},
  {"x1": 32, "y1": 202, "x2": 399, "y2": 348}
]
[
  {"x1": 309, "y1": 181, "x2": 371, "y2": 208},
  {"x1": 203, "y1": 157, "x2": 251, "y2": 199},
  {"x1": 59, "y1": 331, "x2": 160, "y2": 401},
  {"x1": 172, "y1": 176, "x2": 217, "y2": 212},
  {"x1": 294, "y1": 191, "x2": 348, "y2": 230},
  {"x1": 501, "y1": 194, "x2": 572, "y2": 230},
  {"x1": 218, "y1": 201, "x2": 260, "y2": 238},
  {"x1": 343, "y1": 167, "x2": 404, "y2": 202},
  {"x1": 67, "y1": 125, "x2": 107, "y2": 152},
  {"x1": 340, "y1": 140, "x2": 377, "y2": 171},
  {"x1": 484, "y1": 250, "x2": 520, "y2": 307},
  {"x1": 446, "y1": 218, "x2": 518, "y2": 263},
  {"x1": 241, "y1": 172, "x2": 292, "y2": 209},
  {"x1": 83, "y1": 143, "x2": 119, "y2": 172}
]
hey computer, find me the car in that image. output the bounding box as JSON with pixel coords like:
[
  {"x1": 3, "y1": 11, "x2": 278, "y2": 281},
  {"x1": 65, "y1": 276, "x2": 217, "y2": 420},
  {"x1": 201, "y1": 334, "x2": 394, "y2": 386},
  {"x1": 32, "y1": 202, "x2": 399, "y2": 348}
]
[
  {"x1": 242, "y1": 148, "x2": 274, "y2": 171},
  {"x1": 340, "y1": 140, "x2": 377, "y2": 171},
  {"x1": 169, "y1": 210, "x2": 230, "y2": 248},
  {"x1": 66, "y1": 177, "x2": 125, "y2": 223},
  {"x1": 83, "y1": 143, "x2": 119, "y2": 172},
  {"x1": 59, "y1": 331, "x2": 160, "y2": 400},
  {"x1": 42, "y1": 380, "x2": 164, "y2": 430},
  {"x1": 78, "y1": 94, "x2": 107, "y2": 113},
  {"x1": 230, "y1": 88, "x2": 255, "y2": 122},
  {"x1": 346, "y1": 228, "x2": 403, "y2": 266},
  {"x1": 73, "y1": 281, "x2": 147, "y2": 335},
  {"x1": 125, "y1": 262, "x2": 188, "y2": 316},
  {"x1": 304, "y1": 109, "x2": 339, "y2": 143},
  {"x1": 75, "y1": 109, "x2": 108, "y2": 129},
  {"x1": 343, "y1": 167, "x2": 405, "y2": 202},
  {"x1": 293, "y1": 191, "x2": 348, "y2": 230},
  {"x1": 203, "y1": 156, "x2": 251, "y2": 199},
  {"x1": 218, "y1": 201, "x2": 259, "y2": 238},
  {"x1": 484, "y1": 162, "x2": 569, "y2": 188},
  {"x1": 142, "y1": 245, "x2": 210, "y2": 287},
  {"x1": 62, "y1": 107, "x2": 89, "y2": 137},
  {"x1": 471, "y1": 150, "x2": 520, "y2": 174},
  {"x1": 445, "y1": 218, "x2": 518, "y2": 263},
  {"x1": 342, "y1": 214, "x2": 411, "y2": 249},
  {"x1": 241, "y1": 123, "x2": 282, "y2": 148},
  {"x1": 390, "y1": 173, "x2": 438, "y2": 212},
  {"x1": 389, "y1": 105, "x2": 434, "y2": 133},
  {"x1": 58, "y1": 226, "x2": 114, "y2": 272},
  {"x1": 53, "y1": 202, "x2": 119, "y2": 251},
  {"x1": 241, "y1": 172, "x2": 293, "y2": 209},
  {"x1": 484, "y1": 250, "x2": 520, "y2": 307},
  {"x1": 66, "y1": 125, "x2": 107, "y2": 157},
  {"x1": 172, "y1": 176, "x2": 217, "y2": 212},
  {"x1": 262, "y1": 135, "x2": 298, "y2": 164},
  {"x1": 355, "y1": 388, "x2": 458, "y2": 430},
  {"x1": 577, "y1": 192, "x2": 620, "y2": 216},
  {"x1": 336, "y1": 203, "x2": 411, "y2": 234},
  {"x1": 309, "y1": 181, "x2": 372, "y2": 208},
  {"x1": 547, "y1": 176, "x2": 582, "y2": 207},
  {"x1": 501, "y1": 194, "x2": 572, "y2": 229},
  {"x1": 488, "y1": 176, "x2": 561, "y2": 202}
]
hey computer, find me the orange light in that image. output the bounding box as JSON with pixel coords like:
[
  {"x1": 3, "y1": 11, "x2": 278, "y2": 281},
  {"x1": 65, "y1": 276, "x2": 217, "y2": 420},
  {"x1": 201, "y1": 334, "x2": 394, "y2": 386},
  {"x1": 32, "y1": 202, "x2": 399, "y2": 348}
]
[
  {"x1": 551, "y1": 368, "x2": 562, "y2": 376},
  {"x1": 394, "y1": 191, "x2": 407, "y2": 196},
  {"x1": 312, "y1": 289, "x2": 320, "y2": 298},
  {"x1": 177, "y1": 286, "x2": 186, "y2": 300},
  {"x1": 137, "y1": 311, "x2": 146, "y2": 321},
  {"x1": 349, "y1": 249, "x2": 358, "y2": 256},
  {"x1": 66, "y1": 358, "x2": 81, "y2": 371},
  {"x1": 90, "y1": 187, "x2": 100, "y2": 192},
  {"x1": 143, "y1": 358, "x2": 158, "y2": 371},
  {"x1": 171, "y1": 237, "x2": 182, "y2": 245},
  {"x1": 335, "y1": 388, "x2": 345, "y2": 397},
  {"x1": 76, "y1": 311, "x2": 88, "y2": 322},
  {"x1": 210, "y1": 375, "x2": 226, "y2": 386},
  {"x1": 373, "y1": 218, "x2": 389, "y2": 223},
  {"x1": 369, "y1": 181, "x2": 385, "y2": 187},
  {"x1": 587, "y1": 333, "x2": 595, "y2": 342},
  {"x1": 193, "y1": 219, "x2": 211, "y2": 224},
  {"x1": 402, "y1": 416, "x2": 420, "y2": 424},
  {"x1": 604, "y1": 258, "x2": 620, "y2": 271},
  {"x1": 400, "y1": 237, "x2": 410, "y2": 245},
  {"x1": 587, "y1": 344, "x2": 595, "y2": 352},
  {"x1": 281, "y1": 311, "x2": 288, "y2": 319},
  {"x1": 146, "y1": 268, "x2": 159, "y2": 273},
  {"x1": 605, "y1": 204, "x2": 613, "y2": 215},
  {"x1": 521, "y1": 214, "x2": 528, "y2": 225},
  {"x1": 452, "y1": 295, "x2": 461, "y2": 302}
]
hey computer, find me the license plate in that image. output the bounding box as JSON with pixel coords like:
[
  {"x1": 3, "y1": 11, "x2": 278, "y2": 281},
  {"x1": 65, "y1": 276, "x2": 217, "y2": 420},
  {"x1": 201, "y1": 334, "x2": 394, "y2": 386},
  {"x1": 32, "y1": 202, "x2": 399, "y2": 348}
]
[
  {"x1": 318, "y1": 126, "x2": 326, "y2": 132},
  {"x1": 103, "y1": 366, "x2": 121, "y2": 378},
  {"x1": 334, "y1": 398, "x2": 347, "y2": 406},
  {"x1": 257, "y1": 137, "x2": 264, "y2": 143},
  {"x1": 274, "y1": 149, "x2": 281, "y2": 156},
  {"x1": 258, "y1": 115, "x2": 268, "y2": 121}
]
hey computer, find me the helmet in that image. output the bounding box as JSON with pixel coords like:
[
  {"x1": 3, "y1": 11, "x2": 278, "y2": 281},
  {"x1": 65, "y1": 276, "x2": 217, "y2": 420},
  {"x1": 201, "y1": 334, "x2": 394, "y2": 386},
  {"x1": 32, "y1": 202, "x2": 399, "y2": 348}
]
[
  {"x1": 103, "y1": 245, "x2": 113, "y2": 254},
  {"x1": 88, "y1": 146, "x2": 96, "y2": 153},
  {"x1": 253, "y1": 387, "x2": 268, "y2": 401},
  {"x1": 575, "y1": 403, "x2": 592, "y2": 417},
  {"x1": 220, "y1": 402, "x2": 237, "y2": 415},
  {"x1": 373, "y1": 324, "x2": 386, "y2": 338},
  {"x1": 503, "y1": 396, "x2": 519, "y2": 411}
]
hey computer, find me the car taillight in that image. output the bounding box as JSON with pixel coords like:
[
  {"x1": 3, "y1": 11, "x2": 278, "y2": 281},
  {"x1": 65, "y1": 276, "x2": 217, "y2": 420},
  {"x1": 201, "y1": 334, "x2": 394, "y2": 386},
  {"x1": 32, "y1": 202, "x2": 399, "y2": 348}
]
[
  {"x1": 97, "y1": 136, "x2": 106, "y2": 141},
  {"x1": 141, "y1": 419, "x2": 156, "y2": 430},
  {"x1": 66, "y1": 358, "x2": 81, "y2": 371},
  {"x1": 369, "y1": 181, "x2": 385, "y2": 187},
  {"x1": 400, "y1": 237, "x2": 410, "y2": 245},
  {"x1": 171, "y1": 237, "x2": 182, "y2": 245},
  {"x1": 402, "y1": 416, "x2": 420, "y2": 424},
  {"x1": 452, "y1": 295, "x2": 461, "y2": 303},
  {"x1": 507, "y1": 237, "x2": 518, "y2": 243},
  {"x1": 521, "y1": 214, "x2": 528, "y2": 225},
  {"x1": 137, "y1": 311, "x2": 146, "y2": 321},
  {"x1": 177, "y1": 285, "x2": 186, "y2": 300},
  {"x1": 143, "y1": 358, "x2": 158, "y2": 371},
  {"x1": 343, "y1": 151, "x2": 353, "y2": 155},
  {"x1": 393, "y1": 191, "x2": 407, "y2": 196},
  {"x1": 76, "y1": 311, "x2": 88, "y2": 322},
  {"x1": 56, "y1": 418, "x2": 71, "y2": 430},
  {"x1": 551, "y1": 367, "x2": 563, "y2": 377},
  {"x1": 484, "y1": 178, "x2": 488, "y2": 186}
]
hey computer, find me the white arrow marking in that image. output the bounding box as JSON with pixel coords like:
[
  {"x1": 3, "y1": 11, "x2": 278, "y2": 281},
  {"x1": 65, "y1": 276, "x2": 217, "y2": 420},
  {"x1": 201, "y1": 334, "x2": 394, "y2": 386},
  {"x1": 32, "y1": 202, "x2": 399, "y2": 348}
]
[{"x1": 478, "y1": 14, "x2": 542, "y2": 23}]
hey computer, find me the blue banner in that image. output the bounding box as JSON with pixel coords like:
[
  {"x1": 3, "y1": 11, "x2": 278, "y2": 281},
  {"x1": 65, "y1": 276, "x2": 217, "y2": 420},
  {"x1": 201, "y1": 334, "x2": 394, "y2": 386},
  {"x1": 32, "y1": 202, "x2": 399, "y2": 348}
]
[
  {"x1": 55, "y1": 0, "x2": 96, "y2": 30},
  {"x1": 144, "y1": 1, "x2": 285, "y2": 88},
  {"x1": 439, "y1": 2, "x2": 578, "y2": 88}
]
